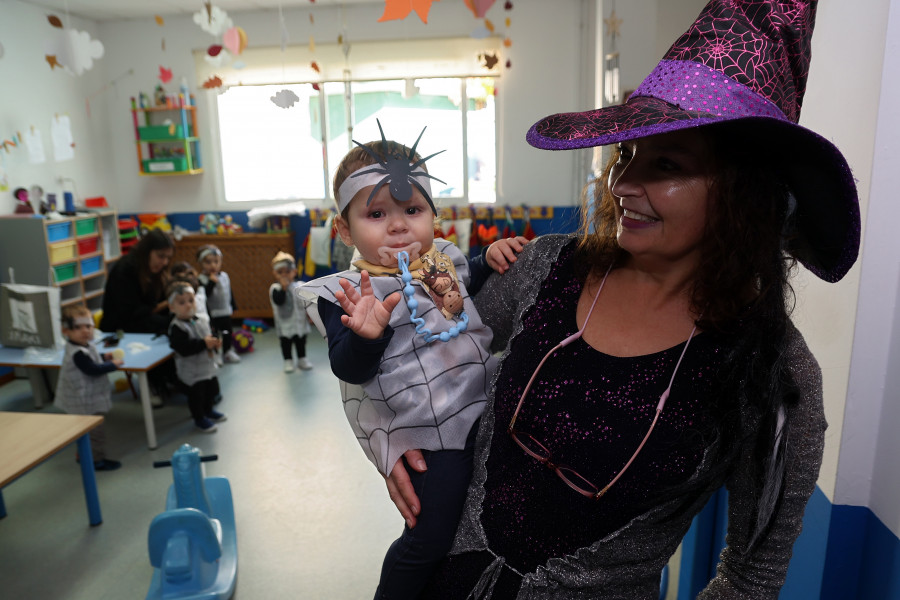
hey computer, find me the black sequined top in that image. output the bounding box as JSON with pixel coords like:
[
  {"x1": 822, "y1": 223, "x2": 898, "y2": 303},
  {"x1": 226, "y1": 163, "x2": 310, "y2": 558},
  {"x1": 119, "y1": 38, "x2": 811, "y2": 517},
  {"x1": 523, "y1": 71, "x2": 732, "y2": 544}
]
[
  {"x1": 482, "y1": 242, "x2": 722, "y2": 574},
  {"x1": 424, "y1": 235, "x2": 827, "y2": 600}
]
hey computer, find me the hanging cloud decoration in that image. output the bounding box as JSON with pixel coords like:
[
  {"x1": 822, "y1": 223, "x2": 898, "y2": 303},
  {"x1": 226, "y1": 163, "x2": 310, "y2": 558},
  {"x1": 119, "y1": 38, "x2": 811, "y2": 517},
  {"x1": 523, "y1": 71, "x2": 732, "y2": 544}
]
[
  {"x1": 271, "y1": 89, "x2": 299, "y2": 109},
  {"x1": 193, "y1": 5, "x2": 233, "y2": 36}
]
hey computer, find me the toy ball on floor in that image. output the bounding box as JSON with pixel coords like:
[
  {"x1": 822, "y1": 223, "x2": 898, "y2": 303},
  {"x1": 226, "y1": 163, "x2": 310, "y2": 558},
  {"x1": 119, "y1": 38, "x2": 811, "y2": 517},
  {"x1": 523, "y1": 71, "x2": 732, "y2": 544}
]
[{"x1": 232, "y1": 329, "x2": 254, "y2": 353}]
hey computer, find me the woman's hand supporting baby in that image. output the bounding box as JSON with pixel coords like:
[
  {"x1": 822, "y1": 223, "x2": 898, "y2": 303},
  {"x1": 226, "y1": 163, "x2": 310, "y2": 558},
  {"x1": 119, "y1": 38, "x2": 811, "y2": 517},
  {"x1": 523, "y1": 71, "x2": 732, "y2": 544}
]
[{"x1": 335, "y1": 270, "x2": 402, "y2": 340}]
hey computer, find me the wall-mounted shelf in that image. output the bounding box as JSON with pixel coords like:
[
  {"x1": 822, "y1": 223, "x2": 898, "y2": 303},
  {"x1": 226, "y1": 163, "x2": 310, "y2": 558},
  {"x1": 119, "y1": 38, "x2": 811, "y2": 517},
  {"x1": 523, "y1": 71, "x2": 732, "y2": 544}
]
[{"x1": 131, "y1": 95, "x2": 203, "y2": 176}]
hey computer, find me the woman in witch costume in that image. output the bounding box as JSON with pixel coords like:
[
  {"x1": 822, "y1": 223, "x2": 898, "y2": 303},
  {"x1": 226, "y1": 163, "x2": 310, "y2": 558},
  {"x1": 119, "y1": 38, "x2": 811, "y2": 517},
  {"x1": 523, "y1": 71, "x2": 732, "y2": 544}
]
[{"x1": 384, "y1": 1, "x2": 861, "y2": 598}]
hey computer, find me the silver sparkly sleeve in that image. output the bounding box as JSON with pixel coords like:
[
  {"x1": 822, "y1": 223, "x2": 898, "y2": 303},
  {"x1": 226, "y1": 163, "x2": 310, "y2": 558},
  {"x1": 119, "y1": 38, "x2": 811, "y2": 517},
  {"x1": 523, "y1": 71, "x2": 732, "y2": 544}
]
[{"x1": 698, "y1": 324, "x2": 827, "y2": 599}]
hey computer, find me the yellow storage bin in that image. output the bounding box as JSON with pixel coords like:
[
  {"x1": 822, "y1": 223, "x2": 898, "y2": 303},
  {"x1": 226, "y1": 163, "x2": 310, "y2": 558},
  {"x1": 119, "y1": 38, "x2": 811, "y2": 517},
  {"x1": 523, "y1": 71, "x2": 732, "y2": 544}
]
[{"x1": 49, "y1": 240, "x2": 77, "y2": 263}]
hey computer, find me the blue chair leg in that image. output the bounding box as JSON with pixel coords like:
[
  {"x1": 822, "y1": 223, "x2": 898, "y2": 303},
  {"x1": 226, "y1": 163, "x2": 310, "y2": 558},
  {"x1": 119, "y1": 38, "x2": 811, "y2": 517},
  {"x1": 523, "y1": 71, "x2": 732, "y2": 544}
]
[{"x1": 659, "y1": 564, "x2": 669, "y2": 600}]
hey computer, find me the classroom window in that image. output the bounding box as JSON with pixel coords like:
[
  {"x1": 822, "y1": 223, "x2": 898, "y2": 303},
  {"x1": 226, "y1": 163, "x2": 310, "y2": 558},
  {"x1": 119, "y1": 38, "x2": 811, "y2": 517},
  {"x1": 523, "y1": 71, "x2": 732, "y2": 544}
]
[{"x1": 216, "y1": 76, "x2": 496, "y2": 204}]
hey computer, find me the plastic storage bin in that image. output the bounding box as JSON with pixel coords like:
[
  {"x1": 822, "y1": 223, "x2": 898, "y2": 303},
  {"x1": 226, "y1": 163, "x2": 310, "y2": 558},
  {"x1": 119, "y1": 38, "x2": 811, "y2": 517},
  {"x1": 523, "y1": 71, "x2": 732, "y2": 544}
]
[
  {"x1": 46, "y1": 221, "x2": 72, "y2": 242},
  {"x1": 74, "y1": 217, "x2": 98, "y2": 236},
  {"x1": 80, "y1": 256, "x2": 102, "y2": 277},
  {"x1": 49, "y1": 240, "x2": 77, "y2": 263},
  {"x1": 77, "y1": 237, "x2": 99, "y2": 255},
  {"x1": 143, "y1": 157, "x2": 188, "y2": 173},
  {"x1": 53, "y1": 262, "x2": 77, "y2": 283},
  {"x1": 138, "y1": 124, "x2": 191, "y2": 140}
]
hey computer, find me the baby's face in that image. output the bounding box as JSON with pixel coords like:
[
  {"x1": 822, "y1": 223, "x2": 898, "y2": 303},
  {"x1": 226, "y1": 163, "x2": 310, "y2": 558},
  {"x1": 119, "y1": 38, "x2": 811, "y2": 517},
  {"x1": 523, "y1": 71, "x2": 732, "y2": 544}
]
[
  {"x1": 64, "y1": 319, "x2": 94, "y2": 345},
  {"x1": 169, "y1": 291, "x2": 196, "y2": 320},
  {"x1": 201, "y1": 254, "x2": 222, "y2": 275},
  {"x1": 336, "y1": 185, "x2": 434, "y2": 268},
  {"x1": 274, "y1": 266, "x2": 297, "y2": 280}
]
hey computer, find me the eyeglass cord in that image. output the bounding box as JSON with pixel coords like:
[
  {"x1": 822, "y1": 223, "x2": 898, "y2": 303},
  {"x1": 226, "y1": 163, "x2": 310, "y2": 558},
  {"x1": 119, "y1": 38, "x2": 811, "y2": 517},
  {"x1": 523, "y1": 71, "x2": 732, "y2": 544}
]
[
  {"x1": 510, "y1": 263, "x2": 699, "y2": 498},
  {"x1": 397, "y1": 251, "x2": 469, "y2": 343}
]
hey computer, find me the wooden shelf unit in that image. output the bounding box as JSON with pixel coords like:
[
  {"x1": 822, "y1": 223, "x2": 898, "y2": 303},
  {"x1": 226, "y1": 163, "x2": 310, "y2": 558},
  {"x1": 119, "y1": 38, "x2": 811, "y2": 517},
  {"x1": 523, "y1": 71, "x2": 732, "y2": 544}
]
[
  {"x1": 171, "y1": 233, "x2": 295, "y2": 320},
  {"x1": 131, "y1": 95, "x2": 203, "y2": 176},
  {"x1": 0, "y1": 211, "x2": 121, "y2": 313}
]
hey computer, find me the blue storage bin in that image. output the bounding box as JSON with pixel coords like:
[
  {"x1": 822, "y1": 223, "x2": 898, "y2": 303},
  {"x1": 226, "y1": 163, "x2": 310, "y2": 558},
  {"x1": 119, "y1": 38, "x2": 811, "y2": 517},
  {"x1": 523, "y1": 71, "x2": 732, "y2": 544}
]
[
  {"x1": 46, "y1": 221, "x2": 72, "y2": 242},
  {"x1": 80, "y1": 255, "x2": 102, "y2": 277}
]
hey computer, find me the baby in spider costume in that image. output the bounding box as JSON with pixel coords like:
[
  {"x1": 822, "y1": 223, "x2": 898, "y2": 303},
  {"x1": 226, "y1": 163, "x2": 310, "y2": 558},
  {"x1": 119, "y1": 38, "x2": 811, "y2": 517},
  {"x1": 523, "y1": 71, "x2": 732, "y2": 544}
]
[{"x1": 300, "y1": 122, "x2": 525, "y2": 599}]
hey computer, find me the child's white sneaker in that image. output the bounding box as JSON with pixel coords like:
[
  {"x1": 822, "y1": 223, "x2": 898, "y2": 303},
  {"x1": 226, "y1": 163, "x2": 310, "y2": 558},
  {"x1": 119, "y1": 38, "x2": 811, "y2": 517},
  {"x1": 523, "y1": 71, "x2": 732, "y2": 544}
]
[
  {"x1": 223, "y1": 349, "x2": 241, "y2": 363},
  {"x1": 284, "y1": 359, "x2": 295, "y2": 373},
  {"x1": 297, "y1": 357, "x2": 313, "y2": 370}
]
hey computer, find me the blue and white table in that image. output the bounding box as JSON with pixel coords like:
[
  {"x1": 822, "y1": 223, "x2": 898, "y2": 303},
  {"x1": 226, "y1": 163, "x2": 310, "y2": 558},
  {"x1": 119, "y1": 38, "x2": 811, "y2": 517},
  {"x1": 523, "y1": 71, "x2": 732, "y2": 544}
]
[{"x1": 0, "y1": 333, "x2": 174, "y2": 449}]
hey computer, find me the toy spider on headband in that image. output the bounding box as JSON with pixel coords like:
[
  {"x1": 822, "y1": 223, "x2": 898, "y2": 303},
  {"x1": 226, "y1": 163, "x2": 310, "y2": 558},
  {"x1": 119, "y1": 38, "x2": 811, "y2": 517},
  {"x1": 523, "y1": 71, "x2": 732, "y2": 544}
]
[{"x1": 349, "y1": 119, "x2": 447, "y2": 213}]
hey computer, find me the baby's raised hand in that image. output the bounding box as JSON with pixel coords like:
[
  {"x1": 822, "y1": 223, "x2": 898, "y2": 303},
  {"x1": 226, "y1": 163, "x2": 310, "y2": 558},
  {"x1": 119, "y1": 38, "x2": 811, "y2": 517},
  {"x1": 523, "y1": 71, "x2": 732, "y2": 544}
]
[
  {"x1": 486, "y1": 236, "x2": 530, "y2": 274},
  {"x1": 335, "y1": 271, "x2": 401, "y2": 340}
]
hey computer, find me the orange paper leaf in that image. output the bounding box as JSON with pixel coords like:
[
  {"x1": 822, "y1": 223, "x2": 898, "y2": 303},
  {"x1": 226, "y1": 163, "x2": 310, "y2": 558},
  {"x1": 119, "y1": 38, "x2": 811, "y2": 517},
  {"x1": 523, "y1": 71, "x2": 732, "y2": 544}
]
[
  {"x1": 155, "y1": 15, "x2": 165, "y2": 26},
  {"x1": 503, "y1": 38, "x2": 512, "y2": 47},
  {"x1": 311, "y1": 61, "x2": 320, "y2": 73},
  {"x1": 202, "y1": 76, "x2": 223, "y2": 89},
  {"x1": 484, "y1": 19, "x2": 495, "y2": 32},
  {"x1": 379, "y1": 0, "x2": 436, "y2": 24},
  {"x1": 47, "y1": 15, "x2": 63, "y2": 28},
  {"x1": 45, "y1": 54, "x2": 62, "y2": 69}
]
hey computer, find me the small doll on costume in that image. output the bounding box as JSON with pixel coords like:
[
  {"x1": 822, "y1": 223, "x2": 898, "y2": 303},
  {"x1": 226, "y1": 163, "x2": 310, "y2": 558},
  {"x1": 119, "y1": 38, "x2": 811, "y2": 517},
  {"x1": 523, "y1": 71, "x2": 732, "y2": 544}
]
[
  {"x1": 269, "y1": 251, "x2": 312, "y2": 373},
  {"x1": 166, "y1": 282, "x2": 227, "y2": 433},
  {"x1": 54, "y1": 305, "x2": 124, "y2": 471},
  {"x1": 196, "y1": 244, "x2": 239, "y2": 364},
  {"x1": 300, "y1": 121, "x2": 527, "y2": 599}
]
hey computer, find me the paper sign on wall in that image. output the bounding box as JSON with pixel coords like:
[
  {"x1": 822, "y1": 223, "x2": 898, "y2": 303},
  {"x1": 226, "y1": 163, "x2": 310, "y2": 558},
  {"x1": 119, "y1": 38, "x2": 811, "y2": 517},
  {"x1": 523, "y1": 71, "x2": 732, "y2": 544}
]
[
  {"x1": 23, "y1": 129, "x2": 46, "y2": 164},
  {"x1": 51, "y1": 114, "x2": 74, "y2": 162}
]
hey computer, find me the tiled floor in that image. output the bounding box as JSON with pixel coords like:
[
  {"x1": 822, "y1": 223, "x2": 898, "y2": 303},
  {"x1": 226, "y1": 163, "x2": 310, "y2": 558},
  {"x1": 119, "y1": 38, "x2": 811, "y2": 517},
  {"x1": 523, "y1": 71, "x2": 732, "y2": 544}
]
[{"x1": 0, "y1": 331, "x2": 403, "y2": 599}]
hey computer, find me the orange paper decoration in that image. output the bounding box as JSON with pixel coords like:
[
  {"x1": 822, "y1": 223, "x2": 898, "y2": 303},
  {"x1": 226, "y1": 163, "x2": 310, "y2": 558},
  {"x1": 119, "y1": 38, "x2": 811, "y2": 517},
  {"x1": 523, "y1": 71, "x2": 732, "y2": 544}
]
[{"x1": 379, "y1": 0, "x2": 437, "y2": 24}]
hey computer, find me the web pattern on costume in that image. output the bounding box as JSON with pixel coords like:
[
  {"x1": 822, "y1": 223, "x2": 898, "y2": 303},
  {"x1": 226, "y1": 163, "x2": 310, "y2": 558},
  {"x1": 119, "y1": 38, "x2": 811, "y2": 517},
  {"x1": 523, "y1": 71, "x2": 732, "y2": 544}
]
[{"x1": 300, "y1": 239, "x2": 496, "y2": 475}]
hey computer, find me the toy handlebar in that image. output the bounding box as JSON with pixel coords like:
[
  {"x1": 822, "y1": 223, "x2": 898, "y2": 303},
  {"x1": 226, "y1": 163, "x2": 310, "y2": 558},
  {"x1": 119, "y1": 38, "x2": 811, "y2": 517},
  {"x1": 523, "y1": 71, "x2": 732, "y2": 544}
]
[{"x1": 153, "y1": 454, "x2": 219, "y2": 468}]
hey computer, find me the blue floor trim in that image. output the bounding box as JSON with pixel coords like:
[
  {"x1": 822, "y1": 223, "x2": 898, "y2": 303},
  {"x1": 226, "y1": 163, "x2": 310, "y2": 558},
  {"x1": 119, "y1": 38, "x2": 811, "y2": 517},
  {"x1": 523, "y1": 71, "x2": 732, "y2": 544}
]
[{"x1": 823, "y1": 502, "x2": 900, "y2": 600}]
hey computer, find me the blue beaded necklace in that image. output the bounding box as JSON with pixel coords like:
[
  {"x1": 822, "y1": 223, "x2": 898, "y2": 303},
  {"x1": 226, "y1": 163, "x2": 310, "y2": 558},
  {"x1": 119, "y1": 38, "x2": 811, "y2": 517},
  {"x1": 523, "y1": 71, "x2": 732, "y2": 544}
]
[{"x1": 397, "y1": 251, "x2": 469, "y2": 343}]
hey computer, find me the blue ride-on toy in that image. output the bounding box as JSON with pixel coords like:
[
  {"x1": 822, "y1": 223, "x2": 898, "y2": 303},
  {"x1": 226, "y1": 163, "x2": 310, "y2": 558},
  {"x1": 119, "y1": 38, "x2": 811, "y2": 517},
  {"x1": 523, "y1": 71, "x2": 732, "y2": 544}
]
[{"x1": 146, "y1": 444, "x2": 237, "y2": 600}]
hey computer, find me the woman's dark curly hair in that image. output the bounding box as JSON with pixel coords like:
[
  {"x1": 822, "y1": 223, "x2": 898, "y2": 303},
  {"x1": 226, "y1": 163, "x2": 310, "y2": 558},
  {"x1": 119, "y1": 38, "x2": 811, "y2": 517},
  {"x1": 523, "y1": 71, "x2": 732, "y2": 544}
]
[
  {"x1": 132, "y1": 229, "x2": 175, "y2": 300},
  {"x1": 575, "y1": 124, "x2": 802, "y2": 548}
]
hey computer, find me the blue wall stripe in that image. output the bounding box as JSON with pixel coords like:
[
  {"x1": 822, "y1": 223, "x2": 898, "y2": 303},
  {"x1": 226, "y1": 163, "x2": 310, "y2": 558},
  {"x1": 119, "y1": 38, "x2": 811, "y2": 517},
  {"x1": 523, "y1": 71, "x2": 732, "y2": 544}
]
[{"x1": 781, "y1": 485, "x2": 830, "y2": 599}]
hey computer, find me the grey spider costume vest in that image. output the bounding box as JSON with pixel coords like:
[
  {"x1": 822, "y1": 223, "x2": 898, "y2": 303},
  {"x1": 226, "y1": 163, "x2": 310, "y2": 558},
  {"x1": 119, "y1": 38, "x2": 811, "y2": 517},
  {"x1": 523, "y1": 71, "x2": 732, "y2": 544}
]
[
  {"x1": 169, "y1": 317, "x2": 218, "y2": 386},
  {"x1": 301, "y1": 240, "x2": 497, "y2": 475},
  {"x1": 55, "y1": 340, "x2": 112, "y2": 414}
]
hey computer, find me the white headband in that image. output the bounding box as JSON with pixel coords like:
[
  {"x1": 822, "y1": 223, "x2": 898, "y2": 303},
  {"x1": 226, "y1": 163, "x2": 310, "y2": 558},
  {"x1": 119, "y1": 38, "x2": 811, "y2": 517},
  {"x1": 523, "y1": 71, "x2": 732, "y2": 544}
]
[
  {"x1": 168, "y1": 284, "x2": 194, "y2": 304},
  {"x1": 197, "y1": 247, "x2": 221, "y2": 262},
  {"x1": 336, "y1": 164, "x2": 433, "y2": 213},
  {"x1": 72, "y1": 316, "x2": 93, "y2": 327},
  {"x1": 273, "y1": 259, "x2": 295, "y2": 270}
]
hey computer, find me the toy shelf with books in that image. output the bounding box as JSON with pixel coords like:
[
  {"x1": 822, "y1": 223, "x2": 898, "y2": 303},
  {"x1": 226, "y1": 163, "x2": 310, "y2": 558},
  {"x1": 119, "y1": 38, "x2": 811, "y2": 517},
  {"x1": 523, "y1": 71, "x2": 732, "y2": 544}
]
[
  {"x1": 131, "y1": 94, "x2": 203, "y2": 176},
  {"x1": 0, "y1": 211, "x2": 121, "y2": 312}
]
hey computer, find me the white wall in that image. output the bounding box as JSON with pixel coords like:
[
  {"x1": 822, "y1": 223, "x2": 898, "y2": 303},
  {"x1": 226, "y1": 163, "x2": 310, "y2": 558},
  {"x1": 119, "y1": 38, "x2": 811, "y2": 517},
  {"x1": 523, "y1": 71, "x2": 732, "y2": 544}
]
[
  {"x1": 0, "y1": 0, "x2": 114, "y2": 214},
  {"x1": 793, "y1": 0, "x2": 889, "y2": 506},
  {"x1": 836, "y1": 0, "x2": 900, "y2": 535}
]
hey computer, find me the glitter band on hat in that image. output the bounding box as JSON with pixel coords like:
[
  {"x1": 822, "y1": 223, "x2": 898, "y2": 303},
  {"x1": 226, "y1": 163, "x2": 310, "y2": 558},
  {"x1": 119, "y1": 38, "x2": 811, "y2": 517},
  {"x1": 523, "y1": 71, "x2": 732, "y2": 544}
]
[{"x1": 526, "y1": 0, "x2": 859, "y2": 283}]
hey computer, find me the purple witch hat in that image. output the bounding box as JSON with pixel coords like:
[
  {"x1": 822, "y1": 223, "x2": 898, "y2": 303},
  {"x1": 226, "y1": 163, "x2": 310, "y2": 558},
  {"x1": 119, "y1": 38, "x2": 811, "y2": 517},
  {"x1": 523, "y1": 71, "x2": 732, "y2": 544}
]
[{"x1": 527, "y1": 0, "x2": 859, "y2": 283}]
